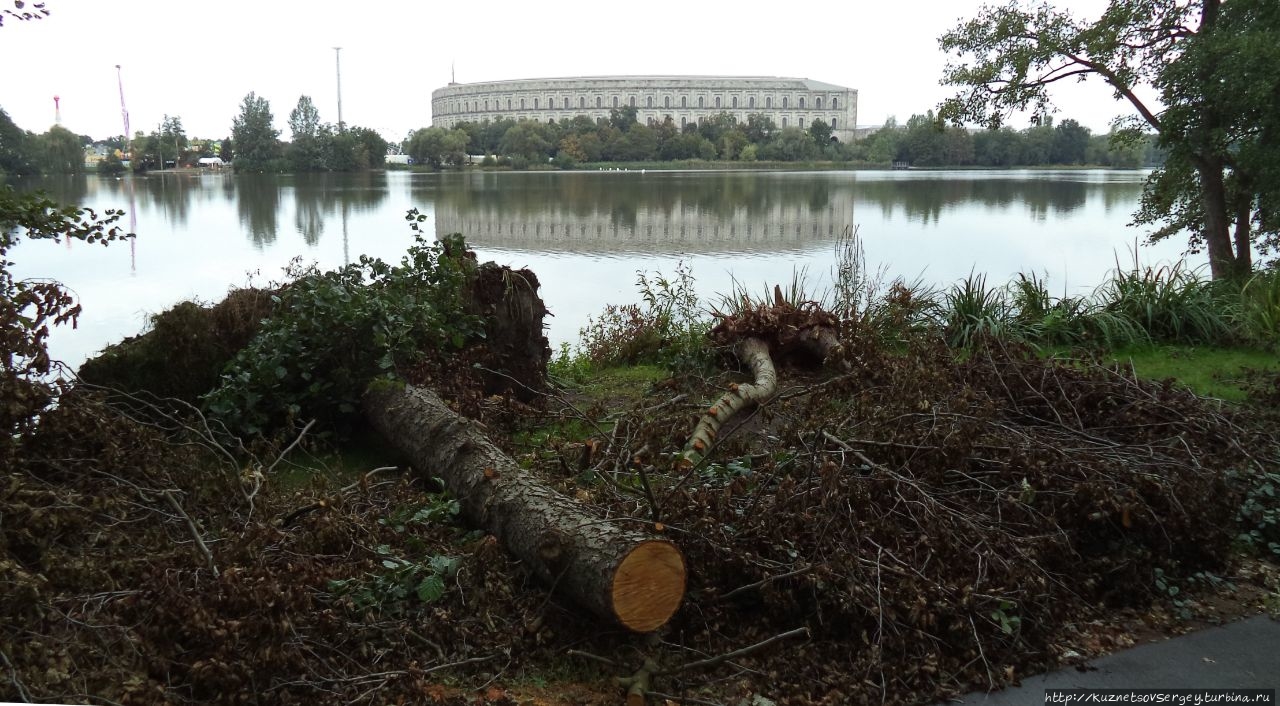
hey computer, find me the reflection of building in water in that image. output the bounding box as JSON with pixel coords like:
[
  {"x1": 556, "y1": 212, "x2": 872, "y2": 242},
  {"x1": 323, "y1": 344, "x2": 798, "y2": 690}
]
[{"x1": 435, "y1": 200, "x2": 854, "y2": 254}]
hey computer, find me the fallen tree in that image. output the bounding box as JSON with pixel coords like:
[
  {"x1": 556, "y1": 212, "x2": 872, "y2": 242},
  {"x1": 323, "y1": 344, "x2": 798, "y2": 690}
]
[{"x1": 364, "y1": 382, "x2": 687, "y2": 633}]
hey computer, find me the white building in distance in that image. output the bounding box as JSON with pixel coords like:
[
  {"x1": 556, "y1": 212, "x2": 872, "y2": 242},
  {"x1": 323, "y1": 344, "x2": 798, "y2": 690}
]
[{"x1": 432, "y1": 76, "x2": 858, "y2": 142}]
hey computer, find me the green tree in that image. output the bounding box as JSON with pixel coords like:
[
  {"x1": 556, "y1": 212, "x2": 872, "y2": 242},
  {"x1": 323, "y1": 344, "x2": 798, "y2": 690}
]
[
  {"x1": 37, "y1": 124, "x2": 84, "y2": 173},
  {"x1": 1051, "y1": 118, "x2": 1091, "y2": 164},
  {"x1": 288, "y1": 95, "x2": 324, "y2": 171},
  {"x1": 939, "y1": 0, "x2": 1278, "y2": 277},
  {"x1": 808, "y1": 119, "x2": 833, "y2": 145},
  {"x1": 760, "y1": 127, "x2": 819, "y2": 161},
  {"x1": 157, "y1": 114, "x2": 187, "y2": 167},
  {"x1": 608, "y1": 106, "x2": 639, "y2": 132},
  {"x1": 499, "y1": 121, "x2": 553, "y2": 164},
  {"x1": 407, "y1": 126, "x2": 469, "y2": 168},
  {"x1": 0, "y1": 107, "x2": 37, "y2": 176},
  {"x1": 743, "y1": 113, "x2": 777, "y2": 144},
  {"x1": 231, "y1": 92, "x2": 280, "y2": 172}
]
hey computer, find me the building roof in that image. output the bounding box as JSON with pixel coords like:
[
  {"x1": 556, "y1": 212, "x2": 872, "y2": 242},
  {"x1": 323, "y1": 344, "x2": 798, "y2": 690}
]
[{"x1": 436, "y1": 75, "x2": 854, "y2": 93}]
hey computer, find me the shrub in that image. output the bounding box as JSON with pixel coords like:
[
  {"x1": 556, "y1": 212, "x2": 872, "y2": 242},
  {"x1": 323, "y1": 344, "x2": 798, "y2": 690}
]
[
  {"x1": 203, "y1": 217, "x2": 482, "y2": 437},
  {"x1": 576, "y1": 261, "x2": 711, "y2": 371}
]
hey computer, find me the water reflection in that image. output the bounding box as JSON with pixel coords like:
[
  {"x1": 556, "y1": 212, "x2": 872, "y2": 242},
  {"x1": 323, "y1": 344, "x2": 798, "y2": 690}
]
[
  {"x1": 421, "y1": 171, "x2": 1146, "y2": 254},
  {"x1": 235, "y1": 174, "x2": 282, "y2": 246},
  {"x1": 429, "y1": 173, "x2": 854, "y2": 254}
]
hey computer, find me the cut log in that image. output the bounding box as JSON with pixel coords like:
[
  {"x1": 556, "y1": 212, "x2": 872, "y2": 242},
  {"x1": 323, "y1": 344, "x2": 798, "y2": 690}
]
[
  {"x1": 682, "y1": 336, "x2": 777, "y2": 466},
  {"x1": 364, "y1": 383, "x2": 686, "y2": 632}
]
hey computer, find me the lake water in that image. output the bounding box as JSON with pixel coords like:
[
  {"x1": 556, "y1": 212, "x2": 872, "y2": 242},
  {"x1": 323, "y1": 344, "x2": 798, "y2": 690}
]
[{"x1": 11, "y1": 169, "x2": 1195, "y2": 370}]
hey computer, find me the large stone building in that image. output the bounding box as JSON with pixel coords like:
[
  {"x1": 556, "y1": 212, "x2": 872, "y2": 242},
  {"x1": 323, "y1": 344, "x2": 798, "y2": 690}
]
[{"x1": 431, "y1": 76, "x2": 858, "y2": 142}]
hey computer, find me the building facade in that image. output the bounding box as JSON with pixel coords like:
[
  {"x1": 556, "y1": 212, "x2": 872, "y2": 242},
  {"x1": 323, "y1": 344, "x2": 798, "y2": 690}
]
[{"x1": 431, "y1": 76, "x2": 858, "y2": 142}]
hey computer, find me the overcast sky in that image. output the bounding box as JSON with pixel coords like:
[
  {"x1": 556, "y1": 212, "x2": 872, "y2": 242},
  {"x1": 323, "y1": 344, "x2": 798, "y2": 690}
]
[{"x1": 2, "y1": 0, "x2": 1138, "y2": 144}]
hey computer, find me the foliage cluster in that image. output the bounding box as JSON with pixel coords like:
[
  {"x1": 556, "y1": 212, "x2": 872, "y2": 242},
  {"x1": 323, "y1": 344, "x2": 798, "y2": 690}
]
[
  {"x1": 78, "y1": 288, "x2": 276, "y2": 404},
  {"x1": 412, "y1": 108, "x2": 847, "y2": 170},
  {"x1": 856, "y1": 112, "x2": 1162, "y2": 168},
  {"x1": 1, "y1": 185, "x2": 129, "y2": 465},
  {"x1": 567, "y1": 261, "x2": 712, "y2": 374},
  {"x1": 0, "y1": 106, "x2": 97, "y2": 176},
  {"x1": 203, "y1": 225, "x2": 483, "y2": 437},
  {"x1": 231, "y1": 92, "x2": 387, "y2": 173}
]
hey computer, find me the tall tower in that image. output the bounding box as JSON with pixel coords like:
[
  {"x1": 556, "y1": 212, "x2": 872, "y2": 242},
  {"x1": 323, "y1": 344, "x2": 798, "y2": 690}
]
[
  {"x1": 333, "y1": 46, "x2": 344, "y2": 132},
  {"x1": 53, "y1": 95, "x2": 61, "y2": 126}
]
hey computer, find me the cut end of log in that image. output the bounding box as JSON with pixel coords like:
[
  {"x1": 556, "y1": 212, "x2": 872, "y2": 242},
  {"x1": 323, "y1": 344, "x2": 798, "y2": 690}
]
[{"x1": 610, "y1": 540, "x2": 687, "y2": 632}]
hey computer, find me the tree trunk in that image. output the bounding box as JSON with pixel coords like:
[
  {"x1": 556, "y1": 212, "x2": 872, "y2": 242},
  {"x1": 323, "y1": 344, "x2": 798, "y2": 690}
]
[
  {"x1": 1195, "y1": 155, "x2": 1240, "y2": 279},
  {"x1": 364, "y1": 383, "x2": 686, "y2": 633},
  {"x1": 1232, "y1": 186, "x2": 1255, "y2": 274}
]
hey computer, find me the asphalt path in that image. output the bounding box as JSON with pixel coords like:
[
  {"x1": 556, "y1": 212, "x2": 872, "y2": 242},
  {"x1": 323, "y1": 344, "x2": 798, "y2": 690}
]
[{"x1": 948, "y1": 615, "x2": 1279, "y2": 705}]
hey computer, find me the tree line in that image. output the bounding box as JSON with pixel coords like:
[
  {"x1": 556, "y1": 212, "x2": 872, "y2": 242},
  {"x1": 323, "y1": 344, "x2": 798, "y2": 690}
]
[
  {"x1": 403, "y1": 106, "x2": 1158, "y2": 170},
  {"x1": 230, "y1": 93, "x2": 387, "y2": 173}
]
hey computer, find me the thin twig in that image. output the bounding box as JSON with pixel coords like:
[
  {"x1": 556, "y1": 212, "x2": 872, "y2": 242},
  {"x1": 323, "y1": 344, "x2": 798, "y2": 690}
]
[
  {"x1": 0, "y1": 648, "x2": 32, "y2": 703},
  {"x1": 566, "y1": 649, "x2": 622, "y2": 669},
  {"x1": 161, "y1": 489, "x2": 219, "y2": 576},
  {"x1": 718, "y1": 565, "x2": 813, "y2": 601},
  {"x1": 655, "y1": 627, "x2": 810, "y2": 676}
]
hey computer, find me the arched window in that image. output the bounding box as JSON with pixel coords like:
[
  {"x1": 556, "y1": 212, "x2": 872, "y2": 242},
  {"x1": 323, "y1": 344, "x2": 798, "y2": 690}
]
[
  {"x1": 697, "y1": 96, "x2": 704, "y2": 108},
  {"x1": 732, "y1": 96, "x2": 738, "y2": 108},
  {"x1": 521, "y1": 98, "x2": 526, "y2": 109},
  {"x1": 507, "y1": 99, "x2": 512, "y2": 109},
  {"x1": 765, "y1": 96, "x2": 772, "y2": 108},
  {"x1": 485, "y1": 100, "x2": 489, "y2": 110},
  {"x1": 580, "y1": 96, "x2": 586, "y2": 108},
  {"x1": 664, "y1": 96, "x2": 670, "y2": 108},
  {"x1": 815, "y1": 97, "x2": 822, "y2": 109},
  {"x1": 647, "y1": 96, "x2": 653, "y2": 108},
  {"x1": 533, "y1": 98, "x2": 538, "y2": 109},
  {"x1": 681, "y1": 96, "x2": 687, "y2": 108},
  {"x1": 749, "y1": 96, "x2": 755, "y2": 108},
  {"x1": 630, "y1": 96, "x2": 636, "y2": 107},
  {"x1": 782, "y1": 117, "x2": 787, "y2": 128},
  {"x1": 832, "y1": 97, "x2": 838, "y2": 109},
  {"x1": 681, "y1": 117, "x2": 686, "y2": 128},
  {"x1": 597, "y1": 96, "x2": 602, "y2": 108},
  {"x1": 564, "y1": 97, "x2": 570, "y2": 109},
  {"x1": 613, "y1": 96, "x2": 619, "y2": 107},
  {"x1": 799, "y1": 97, "x2": 805, "y2": 108},
  {"x1": 782, "y1": 96, "x2": 788, "y2": 108},
  {"x1": 831, "y1": 117, "x2": 837, "y2": 129},
  {"x1": 715, "y1": 96, "x2": 721, "y2": 108}
]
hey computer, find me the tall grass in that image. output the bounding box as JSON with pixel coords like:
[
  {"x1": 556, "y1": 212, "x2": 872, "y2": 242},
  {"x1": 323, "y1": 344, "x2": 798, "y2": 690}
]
[
  {"x1": 1094, "y1": 259, "x2": 1235, "y2": 344},
  {"x1": 1237, "y1": 269, "x2": 1280, "y2": 346},
  {"x1": 943, "y1": 272, "x2": 1009, "y2": 348}
]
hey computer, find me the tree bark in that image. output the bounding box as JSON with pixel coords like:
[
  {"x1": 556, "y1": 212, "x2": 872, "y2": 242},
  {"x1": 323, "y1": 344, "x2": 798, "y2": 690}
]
[
  {"x1": 682, "y1": 337, "x2": 777, "y2": 467},
  {"x1": 364, "y1": 383, "x2": 686, "y2": 633},
  {"x1": 1195, "y1": 155, "x2": 1239, "y2": 279}
]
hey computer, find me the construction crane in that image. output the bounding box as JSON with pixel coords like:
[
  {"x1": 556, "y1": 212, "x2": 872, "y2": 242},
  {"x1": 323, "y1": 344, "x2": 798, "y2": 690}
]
[{"x1": 115, "y1": 64, "x2": 130, "y2": 157}]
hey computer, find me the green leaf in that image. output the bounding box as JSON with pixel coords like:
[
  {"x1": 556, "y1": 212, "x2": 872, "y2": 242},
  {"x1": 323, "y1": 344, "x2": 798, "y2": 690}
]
[{"x1": 416, "y1": 575, "x2": 446, "y2": 603}]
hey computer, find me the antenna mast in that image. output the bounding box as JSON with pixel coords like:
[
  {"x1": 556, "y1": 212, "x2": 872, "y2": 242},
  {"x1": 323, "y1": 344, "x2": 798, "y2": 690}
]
[{"x1": 333, "y1": 47, "x2": 344, "y2": 132}]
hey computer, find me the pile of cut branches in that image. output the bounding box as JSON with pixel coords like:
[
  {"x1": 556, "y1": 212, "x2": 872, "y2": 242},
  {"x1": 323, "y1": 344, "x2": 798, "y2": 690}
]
[{"x1": 548, "y1": 328, "x2": 1270, "y2": 704}]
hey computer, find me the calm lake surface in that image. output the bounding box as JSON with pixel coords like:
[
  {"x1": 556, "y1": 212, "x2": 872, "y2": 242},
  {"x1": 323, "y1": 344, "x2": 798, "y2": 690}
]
[{"x1": 12, "y1": 169, "x2": 1195, "y2": 370}]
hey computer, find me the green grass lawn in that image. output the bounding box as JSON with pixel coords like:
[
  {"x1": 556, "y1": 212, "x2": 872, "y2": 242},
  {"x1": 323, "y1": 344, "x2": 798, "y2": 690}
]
[{"x1": 1106, "y1": 345, "x2": 1280, "y2": 401}]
